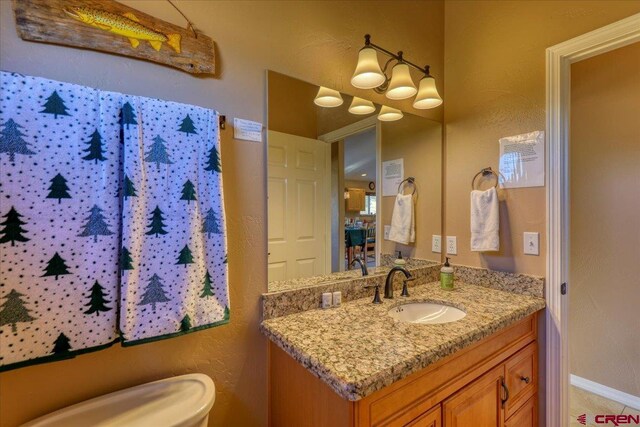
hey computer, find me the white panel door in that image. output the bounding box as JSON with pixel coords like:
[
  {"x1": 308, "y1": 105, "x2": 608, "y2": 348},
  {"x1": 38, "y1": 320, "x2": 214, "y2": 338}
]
[{"x1": 268, "y1": 130, "x2": 327, "y2": 281}]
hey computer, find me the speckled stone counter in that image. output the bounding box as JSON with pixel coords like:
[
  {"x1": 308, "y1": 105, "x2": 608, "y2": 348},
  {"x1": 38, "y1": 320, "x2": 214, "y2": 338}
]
[{"x1": 261, "y1": 281, "x2": 545, "y2": 401}]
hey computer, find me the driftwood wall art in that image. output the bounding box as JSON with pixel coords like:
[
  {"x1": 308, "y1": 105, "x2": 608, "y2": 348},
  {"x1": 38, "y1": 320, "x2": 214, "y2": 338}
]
[{"x1": 13, "y1": 0, "x2": 215, "y2": 74}]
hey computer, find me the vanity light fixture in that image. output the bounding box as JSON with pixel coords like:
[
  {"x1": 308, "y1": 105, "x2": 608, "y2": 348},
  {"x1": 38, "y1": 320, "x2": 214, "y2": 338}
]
[
  {"x1": 413, "y1": 73, "x2": 443, "y2": 109},
  {"x1": 314, "y1": 86, "x2": 343, "y2": 107},
  {"x1": 386, "y1": 62, "x2": 417, "y2": 100},
  {"x1": 351, "y1": 34, "x2": 442, "y2": 108},
  {"x1": 348, "y1": 97, "x2": 376, "y2": 115},
  {"x1": 378, "y1": 105, "x2": 403, "y2": 121}
]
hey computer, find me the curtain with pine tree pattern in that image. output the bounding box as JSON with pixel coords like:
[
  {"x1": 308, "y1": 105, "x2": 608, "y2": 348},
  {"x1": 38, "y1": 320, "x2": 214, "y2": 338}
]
[
  {"x1": 0, "y1": 71, "x2": 229, "y2": 370},
  {"x1": 0, "y1": 72, "x2": 121, "y2": 369},
  {"x1": 118, "y1": 95, "x2": 228, "y2": 345}
]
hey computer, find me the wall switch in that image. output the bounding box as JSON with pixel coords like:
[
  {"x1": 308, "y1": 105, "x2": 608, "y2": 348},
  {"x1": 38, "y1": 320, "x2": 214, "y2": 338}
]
[
  {"x1": 432, "y1": 235, "x2": 442, "y2": 253},
  {"x1": 446, "y1": 236, "x2": 457, "y2": 255},
  {"x1": 384, "y1": 225, "x2": 391, "y2": 240},
  {"x1": 524, "y1": 232, "x2": 539, "y2": 255}
]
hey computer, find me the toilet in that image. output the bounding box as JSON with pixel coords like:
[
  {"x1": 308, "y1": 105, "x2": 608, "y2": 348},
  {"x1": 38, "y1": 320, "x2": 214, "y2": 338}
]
[{"x1": 21, "y1": 374, "x2": 215, "y2": 427}]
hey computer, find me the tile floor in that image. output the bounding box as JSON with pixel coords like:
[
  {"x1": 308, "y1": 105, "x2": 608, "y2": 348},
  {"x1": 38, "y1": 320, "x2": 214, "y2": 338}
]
[{"x1": 569, "y1": 385, "x2": 640, "y2": 426}]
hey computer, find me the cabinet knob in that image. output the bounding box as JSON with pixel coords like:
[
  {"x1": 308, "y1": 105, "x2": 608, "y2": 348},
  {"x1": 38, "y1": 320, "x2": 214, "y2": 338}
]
[{"x1": 520, "y1": 376, "x2": 530, "y2": 384}]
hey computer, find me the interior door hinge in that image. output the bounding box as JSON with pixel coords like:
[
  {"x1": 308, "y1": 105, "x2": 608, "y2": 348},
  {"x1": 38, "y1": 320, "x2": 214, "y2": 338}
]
[{"x1": 561, "y1": 282, "x2": 567, "y2": 295}]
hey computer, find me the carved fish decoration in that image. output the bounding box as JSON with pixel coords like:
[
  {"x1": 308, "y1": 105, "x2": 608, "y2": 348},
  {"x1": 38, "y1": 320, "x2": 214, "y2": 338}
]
[{"x1": 64, "y1": 7, "x2": 181, "y2": 53}]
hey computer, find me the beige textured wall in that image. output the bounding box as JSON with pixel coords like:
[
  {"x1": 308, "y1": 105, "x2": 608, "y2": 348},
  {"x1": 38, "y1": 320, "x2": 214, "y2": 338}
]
[
  {"x1": 381, "y1": 115, "x2": 442, "y2": 263},
  {"x1": 443, "y1": 1, "x2": 640, "y2": 276},
  {"x1": 0, "y1": 1, "x2": 444, "y2": 426},
  {"x1": 569, "y1": 42, "x2": 640, "y2": 396}
]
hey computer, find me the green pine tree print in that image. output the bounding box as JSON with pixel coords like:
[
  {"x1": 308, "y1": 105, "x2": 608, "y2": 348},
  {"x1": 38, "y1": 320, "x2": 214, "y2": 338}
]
[
  {"x1": 180, "y1": 179, "x2": 197, "y2": 203},
  {"x1": 138, "y1": 274, "x2": 171, "y2": 311},
  {"x1": 144, "y1": 135, "x2": 173, "y2": 171},
  {"x1": 0, "y1": 206, "x2": 30, "y2": 246},
  {"x1": 52, "y1": 332, "x2": 71, "y2": 354},
  {"x1": 201, "y1": 208, "x2": 221, "y2": 236},
  {"x1": 178, "y1": 114, "x2": 197, "y2": 135},
  {"x1": 42, "y1": 252, "x2": 71, "y2": 279},
  {"x1": 0, "y1": 289, "x2": 35, "y2": 334},
  {"x1": 123, "y1": 175, "x2": 137, "y2": 199},
  {"x1": 79, "y1": 205, "x2": 114, "y2": 242},
  {"x1": 199, "y1": 270, "x2": 214, "y2": 298},
  {"x1": 82, "y1": 129, "x2": 107, "y2": 164},
  {"x1": 180, "y1": 314, "x2": 192, "y2": 332},
  {"x1": 120, "y1": 246, "x2": 134, "y2": 276},
  {"x1": 145, "y1": 205, "x2": 168, "y2": 236},
  {"x1": 204, "y1": 145, "x2": 221, "y2": 173},
  {"x1": 176, "y1": 244, "x2": 194, "y2": 266},
  {"x1": 0, "y1": 118, "x2": 35, "y2": 162},
  {"x1": 120, "y1": 102, "x2": 137, "y2": 129},
  {"x1": 84, "y1": 281, "x2": 112, "y2": 316},
  {"x1": 46, "y1": 173, "x2": 71, "y2": 203},
  {"x1": 40, "y1": 90, "x2": 70, "y2": 118}
]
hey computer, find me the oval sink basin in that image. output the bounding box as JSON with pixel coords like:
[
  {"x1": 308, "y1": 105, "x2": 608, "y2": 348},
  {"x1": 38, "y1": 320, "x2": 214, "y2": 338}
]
[{"x1": 388, "y1": 302, "x2": 466, "y2": 324}]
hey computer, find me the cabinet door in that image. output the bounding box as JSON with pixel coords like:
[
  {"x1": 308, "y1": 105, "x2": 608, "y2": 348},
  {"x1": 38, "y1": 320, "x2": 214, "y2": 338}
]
[
  {"x1": 505, "y1": 396, "x2": 536, "y2": 427},
  {"x1": 406, "y1": 405, "x2": 441, "y2": 427},
  {"x1": 443, "y1": 366, "x2": 505, "y2": 427}
]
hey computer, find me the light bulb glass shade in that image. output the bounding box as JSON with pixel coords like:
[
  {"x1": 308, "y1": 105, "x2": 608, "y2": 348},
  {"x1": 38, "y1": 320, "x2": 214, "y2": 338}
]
[
  {"x1": 314, "y1": 86, "x2": 343, "y2": 108},
  {"x1": 413, "y1": 75, "x2": 443, "y2": 109},
  {"x1": 348, "y1": 97, "x2": 376, "y2": 115},
  {"x1": 385, "y1": 63, "x2": 417, "y2": 100},
  {"x1": 378, "y1": 105, "x2": 403, "y2": 121},
  {"x1": 351, "y1": 47, "x2": 386, "y2": 89}
]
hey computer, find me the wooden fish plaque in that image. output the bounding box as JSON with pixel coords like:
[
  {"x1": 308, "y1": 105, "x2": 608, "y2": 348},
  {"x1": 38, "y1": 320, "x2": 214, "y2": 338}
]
[{"x1": 12, "y1": 0, "x2": 215, "y2": 75}]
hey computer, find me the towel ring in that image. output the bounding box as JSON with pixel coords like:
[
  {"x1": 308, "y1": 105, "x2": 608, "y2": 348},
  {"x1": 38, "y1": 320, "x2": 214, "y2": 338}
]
[
  {"x1": 471, "y1": 167, "x2": 499, "y2": 190},
  {"x1": 398, "y1": 177, "x2": 416, "y2": 195}
]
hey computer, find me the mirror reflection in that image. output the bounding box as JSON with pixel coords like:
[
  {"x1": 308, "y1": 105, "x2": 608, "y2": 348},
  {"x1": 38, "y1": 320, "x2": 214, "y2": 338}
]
[{"x1": 267, "y1": 71, "x2": 441, "y2": 289}]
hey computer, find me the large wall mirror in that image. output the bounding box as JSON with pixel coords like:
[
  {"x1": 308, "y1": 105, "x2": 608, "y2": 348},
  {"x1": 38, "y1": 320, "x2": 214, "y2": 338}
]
[{"x1": 267, "y1": 71, "x2": 442, "y2": 289}]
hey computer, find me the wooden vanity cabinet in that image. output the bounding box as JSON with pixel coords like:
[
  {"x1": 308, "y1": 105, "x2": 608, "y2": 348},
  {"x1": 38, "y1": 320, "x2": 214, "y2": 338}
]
[{"x1": 268, "y1": 312, "x2": 540, "y2": 427}]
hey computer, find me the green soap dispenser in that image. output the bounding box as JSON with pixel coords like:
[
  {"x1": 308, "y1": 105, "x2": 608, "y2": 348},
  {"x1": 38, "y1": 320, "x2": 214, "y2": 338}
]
[{"x1": 440, "y1": 257, "x2": 454, "y2": 290}]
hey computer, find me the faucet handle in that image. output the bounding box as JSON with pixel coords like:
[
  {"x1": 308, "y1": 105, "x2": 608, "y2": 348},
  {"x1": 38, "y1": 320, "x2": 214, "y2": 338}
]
[
  {"x1": 364, "y1": 284, "x2": 383, "y2": 304},
  {"x1": 401, "y1": 278, "x2": 414, "y2": 297}
]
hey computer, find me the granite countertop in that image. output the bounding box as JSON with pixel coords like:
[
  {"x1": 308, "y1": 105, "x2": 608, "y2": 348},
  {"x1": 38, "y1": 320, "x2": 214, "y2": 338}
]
[
  {"x1": 260, "y1": 281, "x2": 545, "y2": 401},
  {"x1": 268, "y1": 258, "x2": 438, "y2": 293}
]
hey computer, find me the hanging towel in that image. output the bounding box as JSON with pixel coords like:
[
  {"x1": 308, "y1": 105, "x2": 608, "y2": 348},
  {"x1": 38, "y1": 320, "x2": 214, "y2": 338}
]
[
  {"x1": 388, "y1": 193, "x2": 415, "y2": 245},
  {"x1": 0, "y1": 71, "x2": 120, "y2": 370},
  {"x1": 470, "y1": 187, "x2": 500, "y2": 252},
  {"x1": 118, "y1": 95, "x2": 228, "y2": 345}
]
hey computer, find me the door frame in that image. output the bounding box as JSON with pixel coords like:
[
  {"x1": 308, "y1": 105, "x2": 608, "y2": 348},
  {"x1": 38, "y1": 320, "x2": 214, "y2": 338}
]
[
  {"x1": 319, "y1": 115, "x2": 380, "y2": 267},
  {"x1": 545, "y1": 13, "x2": 640, "y2": 427}
]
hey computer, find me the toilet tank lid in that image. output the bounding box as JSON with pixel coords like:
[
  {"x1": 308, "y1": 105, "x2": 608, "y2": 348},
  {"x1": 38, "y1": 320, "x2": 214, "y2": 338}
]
[{"x1": 21, "y1": 374, "x2": 216, "y2": 427}]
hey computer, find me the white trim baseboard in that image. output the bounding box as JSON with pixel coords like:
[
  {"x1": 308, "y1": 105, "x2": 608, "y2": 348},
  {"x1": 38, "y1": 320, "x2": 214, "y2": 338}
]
[{"x1": 571, "y1": 374, "x2": 640, "y2": 410}]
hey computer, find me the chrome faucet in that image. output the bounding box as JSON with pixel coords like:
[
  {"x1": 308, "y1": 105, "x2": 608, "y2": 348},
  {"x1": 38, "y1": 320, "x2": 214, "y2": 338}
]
[
  {"x1": 384, "y1": 266, "x2": 412, "y2": 299},
  {"x1": 350, "y1": 257, "x2": 368, "y2": 276}
]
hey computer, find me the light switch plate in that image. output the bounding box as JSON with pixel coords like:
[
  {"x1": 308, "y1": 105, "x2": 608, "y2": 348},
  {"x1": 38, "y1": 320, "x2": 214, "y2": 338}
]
[
  {"x1": 524, "y1": 232, "x2": 539, "y2": 255},
  {"x1": 384, "y1": 225, "x2": 391, "y2": 240},
  {"x1": 446, "y1": 236, "x2": 457, "y2": 255},
  {"x1": 432, "y1": 235, "x2": 442, "y2": 253}
]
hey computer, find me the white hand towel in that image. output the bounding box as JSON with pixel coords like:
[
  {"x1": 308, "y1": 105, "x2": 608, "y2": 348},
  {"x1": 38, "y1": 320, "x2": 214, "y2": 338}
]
[
  {"x1": 470, "y1": 187, "x2": 500, "y2": 252},
  {"x1": 388, "y1": 193, "x2": 415, "y2": 245}
]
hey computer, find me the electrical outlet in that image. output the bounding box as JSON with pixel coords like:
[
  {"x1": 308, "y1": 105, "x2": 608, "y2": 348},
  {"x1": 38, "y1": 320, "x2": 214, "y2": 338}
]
[
  {"x1": 384, "y1": 225, "x2": 391, "y2": 240},
  {"x1": 524, "y1": 232, "x2": 539, "y2": 255},
  {"x1": 432, "y1": 235, "x2": 442, "y2": 253},
  {"x1": 446, "y1": 236, "x2": 457, "y2": 255}
]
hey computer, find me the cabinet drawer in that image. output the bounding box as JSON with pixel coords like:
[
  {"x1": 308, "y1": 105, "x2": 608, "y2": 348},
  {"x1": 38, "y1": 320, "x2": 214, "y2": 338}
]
[{"x1": 504, "y1": 342, "x2": 537, "y2": 419}]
